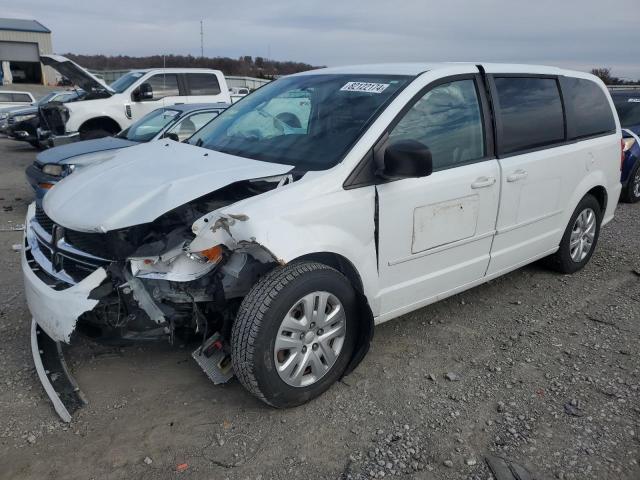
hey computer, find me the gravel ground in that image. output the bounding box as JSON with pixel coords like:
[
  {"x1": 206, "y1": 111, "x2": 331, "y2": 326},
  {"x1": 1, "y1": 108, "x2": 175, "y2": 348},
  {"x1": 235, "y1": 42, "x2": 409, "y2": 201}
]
[{"x1": 0, "y1": 136, "x2": 638, "y2": 480}]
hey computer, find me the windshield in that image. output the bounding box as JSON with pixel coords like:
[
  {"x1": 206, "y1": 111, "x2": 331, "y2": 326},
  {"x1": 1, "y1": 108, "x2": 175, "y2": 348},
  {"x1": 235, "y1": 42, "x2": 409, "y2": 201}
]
[
  {"x1": 118, "y1": 108, "x2": 180, "y2": 142},
  {"x1": 614, "y1": 96, "x2": 640, "y2": 128},
  {"x1": 195, "y1": 74, "x2": 412, "y2": 169},
  {"x1": 36, "y1": 92, "x2": 57, "y2": 105},
  {"x1": 110, "y1": 71, "x2": 145, "y2": 93}
]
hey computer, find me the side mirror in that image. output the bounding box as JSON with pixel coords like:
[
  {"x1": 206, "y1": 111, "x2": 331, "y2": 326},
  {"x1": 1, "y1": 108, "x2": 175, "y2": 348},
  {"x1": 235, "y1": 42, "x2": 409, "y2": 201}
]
[
  {"x1": 379, "y1": 140, "x2": 433, "y2": 180},
  {"x1": 132, "y1": 83, "x2": 153, "y2": 101},
  {"x1": 163, "y1": 132, "x2": 180, "y2": 142}
]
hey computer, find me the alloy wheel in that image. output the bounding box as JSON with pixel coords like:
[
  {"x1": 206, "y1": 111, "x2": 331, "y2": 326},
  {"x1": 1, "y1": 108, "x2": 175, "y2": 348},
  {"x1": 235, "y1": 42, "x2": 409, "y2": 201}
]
[
  {"x1": 569, "y1": 208, "x2": 596, "y2": 262},
  {"x1": 274, "y1": 291, "x2": 346, "y2": 387}
]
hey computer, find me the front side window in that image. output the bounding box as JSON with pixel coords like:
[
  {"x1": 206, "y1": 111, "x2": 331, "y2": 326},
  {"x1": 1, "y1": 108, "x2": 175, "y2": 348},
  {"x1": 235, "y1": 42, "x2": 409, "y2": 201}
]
[
  {"x1": 187, "y1": 73, "x2": 221, "y2": 96},
  {"x1": 119, "y1": 108, "x2": 180, "y2": 142},
  {"x1": 494, "y1": 77, "x2": 565, "y2": 155},
  {"x1": 194, "y1": 74, "x2": 411, "y2": 170},
  {"x1": 613, "y1": 95, "x2": 640, "y2": 129},
  {"x1": 147, "y1": 74, "x2": 180, "y2": 99},
  {"x1": 388, "y1": 79, "x2": 485, "y2": 171},
  {"x1": 167, "y1": 111, "x2": 220, "y2": 141}
]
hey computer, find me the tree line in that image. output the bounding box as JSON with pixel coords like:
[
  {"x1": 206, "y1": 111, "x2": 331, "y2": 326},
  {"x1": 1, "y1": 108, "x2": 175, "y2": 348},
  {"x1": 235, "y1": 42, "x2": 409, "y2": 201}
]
[
  {"x1": 63, "y1": 53, "x2": 320, "y2": 78},
  {"x1": 590, "y1": 68, "x2": 640, "y2": 85}
]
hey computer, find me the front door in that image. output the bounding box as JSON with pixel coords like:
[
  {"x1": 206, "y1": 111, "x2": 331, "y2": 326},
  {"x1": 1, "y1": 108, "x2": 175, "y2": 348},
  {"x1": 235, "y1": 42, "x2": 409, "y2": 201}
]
[
  {"x1": 130, "y1": 73, "x2": 183, "y2": 120},
  {"x1": 377, "y1": 77, "x2": 500, "y2": 318}
]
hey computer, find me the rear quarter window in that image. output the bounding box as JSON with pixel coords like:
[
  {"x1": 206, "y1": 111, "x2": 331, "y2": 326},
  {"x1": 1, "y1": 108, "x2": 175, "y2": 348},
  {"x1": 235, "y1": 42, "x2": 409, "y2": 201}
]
[
  {"x1": 187, "y1": 73, "x2": 221, "y2": 96},
  {"x1": 493, "y1": 77, "x2": 565, "y2": 155},
  {"x1": 12, "y1": 93, "x2": 32, "y2": 102},
  {"x1": 0, "y1": 93, "x2": 13, "y2": 102},
  {"x1": 561, "y1": 77, "x2": 616, "y2": 139}
]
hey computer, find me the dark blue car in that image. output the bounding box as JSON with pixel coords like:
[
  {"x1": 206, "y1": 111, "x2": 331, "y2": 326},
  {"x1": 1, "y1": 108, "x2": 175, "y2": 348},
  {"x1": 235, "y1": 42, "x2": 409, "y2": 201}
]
[
  {"x1": 611, "y1": 89, "x2": 640, "y2": 202},
  {"x1": 26, "y1": 103, "x2": 227, "y2": 200}
]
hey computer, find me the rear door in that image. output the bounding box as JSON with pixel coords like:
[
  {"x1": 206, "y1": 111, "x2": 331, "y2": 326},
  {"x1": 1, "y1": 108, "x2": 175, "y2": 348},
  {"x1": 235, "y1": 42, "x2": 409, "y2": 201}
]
[
  {"x1": 376, "y1": 75, "x2": 500, "y2": 317},
  {"x1": 184, "y1": 72, "x2": 227, "y2": 104},
  {"x1": 485, "y1": 75, "x2": 571, "y2": 275}
]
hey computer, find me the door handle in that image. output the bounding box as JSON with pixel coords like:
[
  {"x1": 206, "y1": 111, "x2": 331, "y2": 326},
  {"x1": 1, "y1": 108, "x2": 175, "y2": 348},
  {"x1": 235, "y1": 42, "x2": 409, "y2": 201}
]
[
  {"x1": 471, "y1": 176, "x2": 497, "y2": 189},
  {"x1": 507, "y1": 170, "x2": 528, "y2": 182}
]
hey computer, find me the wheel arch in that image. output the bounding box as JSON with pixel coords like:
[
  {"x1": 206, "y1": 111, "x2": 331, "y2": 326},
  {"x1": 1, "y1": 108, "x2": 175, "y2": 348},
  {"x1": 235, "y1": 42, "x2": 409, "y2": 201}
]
[
  {"x1": 586, "y1": 185, "x2": 608, "y2": 214},
  {"x1": 291, "y1": 251, "x2": 374, "y2": 376},
  {"x1": 78, "y1": 116, "x2": 121, "y2": 135}
]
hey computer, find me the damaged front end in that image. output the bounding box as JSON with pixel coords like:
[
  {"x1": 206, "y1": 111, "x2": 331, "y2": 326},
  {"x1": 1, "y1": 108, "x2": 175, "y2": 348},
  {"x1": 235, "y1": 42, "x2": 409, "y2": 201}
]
[{"x1": 23, "y1": 174, "x2": 293, "y2": 421}]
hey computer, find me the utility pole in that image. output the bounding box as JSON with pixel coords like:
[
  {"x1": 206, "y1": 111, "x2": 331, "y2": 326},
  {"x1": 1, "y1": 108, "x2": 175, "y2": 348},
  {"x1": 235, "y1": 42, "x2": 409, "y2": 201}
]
[{"x1": 200, "y1": 20, "x2": 204, "y2": 58}]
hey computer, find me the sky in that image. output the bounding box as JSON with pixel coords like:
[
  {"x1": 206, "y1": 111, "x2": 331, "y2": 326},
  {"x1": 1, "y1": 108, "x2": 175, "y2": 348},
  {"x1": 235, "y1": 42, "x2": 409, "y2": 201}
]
[{"x1": 3, "y1": 0, "x2": 640, "y2": 79}]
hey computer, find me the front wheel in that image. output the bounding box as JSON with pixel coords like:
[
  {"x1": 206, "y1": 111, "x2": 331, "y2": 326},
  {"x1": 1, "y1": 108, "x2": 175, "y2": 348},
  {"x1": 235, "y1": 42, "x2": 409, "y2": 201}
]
[
  {"x1": 545, "y1": 194, "x2": 602, "y2": 274},
  {"x1": 231, "y1": 261, "x2": 357, "y2": 407}
]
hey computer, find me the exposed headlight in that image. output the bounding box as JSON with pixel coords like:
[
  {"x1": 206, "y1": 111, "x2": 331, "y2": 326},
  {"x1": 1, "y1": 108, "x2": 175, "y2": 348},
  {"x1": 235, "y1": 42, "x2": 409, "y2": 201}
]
[
  {"x1": 12, "y1": 113, "x2": 37, "y2": 123},
  {"x1": 623, "y1": 137, "x2": 636, "y2": 152},
  {"x1": 186, "y1": 245, "x2": 224, "y2": 263},
  {"x1": 129, "y1": 244, "x2": 224, "y2": 281},
  {"x1": 0, "y1": 112, "x2": 8, "y2": 120},
  {"x1": 42, "y1": 164, "x2": 64, "y2": 176}
]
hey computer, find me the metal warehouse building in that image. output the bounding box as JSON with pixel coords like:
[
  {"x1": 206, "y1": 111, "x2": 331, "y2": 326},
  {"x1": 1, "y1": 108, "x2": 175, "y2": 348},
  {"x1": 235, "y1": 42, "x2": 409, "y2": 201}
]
[{"x1": 0, "y1": 18, "x2": 57, "y2": 85}]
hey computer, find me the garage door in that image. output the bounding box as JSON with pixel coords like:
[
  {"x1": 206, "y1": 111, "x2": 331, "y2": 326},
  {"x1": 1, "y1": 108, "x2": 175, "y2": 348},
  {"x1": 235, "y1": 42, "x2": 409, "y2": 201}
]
[{"x1": 0, "y1": 41, "x2": 39, "y2": 62}]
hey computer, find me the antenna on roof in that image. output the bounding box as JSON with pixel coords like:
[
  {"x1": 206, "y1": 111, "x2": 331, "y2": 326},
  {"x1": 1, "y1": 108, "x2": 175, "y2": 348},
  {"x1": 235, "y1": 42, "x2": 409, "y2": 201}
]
[{"x1": 200, "y1": 20, "x2": 204, "y2": 58}]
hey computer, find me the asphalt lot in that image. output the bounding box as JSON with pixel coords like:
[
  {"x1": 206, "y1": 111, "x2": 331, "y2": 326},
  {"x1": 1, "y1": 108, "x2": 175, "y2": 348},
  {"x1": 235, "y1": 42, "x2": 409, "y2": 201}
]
[{"x1": 0, "y1": 132, "x2": 638, "y2": 480}]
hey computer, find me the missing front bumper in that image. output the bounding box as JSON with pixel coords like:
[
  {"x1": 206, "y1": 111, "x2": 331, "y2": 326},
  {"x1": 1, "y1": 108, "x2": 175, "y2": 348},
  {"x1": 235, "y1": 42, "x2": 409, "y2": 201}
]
[{"x1": 30, "y1": 319, "x2": 87, "y2": 422}]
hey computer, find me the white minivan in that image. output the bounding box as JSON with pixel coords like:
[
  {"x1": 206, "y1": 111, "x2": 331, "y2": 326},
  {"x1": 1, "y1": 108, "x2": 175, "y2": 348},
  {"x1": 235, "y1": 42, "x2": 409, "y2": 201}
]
[{"x1": 22, "y1": 63, "x2": 621, "y2": 419}]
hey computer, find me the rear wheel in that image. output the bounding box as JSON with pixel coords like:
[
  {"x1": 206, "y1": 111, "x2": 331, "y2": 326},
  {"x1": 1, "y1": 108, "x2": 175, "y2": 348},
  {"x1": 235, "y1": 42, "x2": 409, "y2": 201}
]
[
  {"x1": 621, "y1": 162, "x2": 640, "y2": 203},
  {"x1": 231, "y1": 261, "x2": 357, "y2": 407},
  {"x1": 545, "y1": 194, "x2": 602, "y2": 274}
]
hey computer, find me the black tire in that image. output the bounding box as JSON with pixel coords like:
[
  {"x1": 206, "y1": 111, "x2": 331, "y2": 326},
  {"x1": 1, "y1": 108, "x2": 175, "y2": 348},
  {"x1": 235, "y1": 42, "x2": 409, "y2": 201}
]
[
  {"x1": 79, "y1": 128, "x2": 111, "y2": 141},
  {"x1": 231, "y1": 261, "x2": 357, "y2": 408},
  {"x1": 545, "y1": 194, "x2": 602, "y2": 274},
  {"x1": 621, "y1": 161, "x2": 640, "y2": 203}
]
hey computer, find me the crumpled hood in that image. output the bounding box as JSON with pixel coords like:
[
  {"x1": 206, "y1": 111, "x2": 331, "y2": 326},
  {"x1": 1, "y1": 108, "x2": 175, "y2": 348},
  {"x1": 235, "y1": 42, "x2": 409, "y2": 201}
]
[
  {"x1": 43, "y1": 141, "x2": 293, "y2": 232},
  {"x1": 36, "y1": 137, "x2": 137, "y2": 165}
]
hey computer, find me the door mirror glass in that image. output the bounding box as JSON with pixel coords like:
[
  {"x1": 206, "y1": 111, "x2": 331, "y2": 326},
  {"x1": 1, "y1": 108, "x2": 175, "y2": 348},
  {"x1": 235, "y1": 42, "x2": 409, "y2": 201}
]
[
  {"x1": 380, "y1": 140, "x2": 433, "y2": 179},
  {"x1": 133, "y1": 83, "x2": 153, "y2": 102}
]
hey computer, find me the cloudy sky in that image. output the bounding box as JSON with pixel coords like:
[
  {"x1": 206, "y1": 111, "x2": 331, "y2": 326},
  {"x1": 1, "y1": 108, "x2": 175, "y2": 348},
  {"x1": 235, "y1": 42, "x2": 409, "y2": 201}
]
[{"x1": 4, "y1": 0, "x2": 640, "y2": 78}]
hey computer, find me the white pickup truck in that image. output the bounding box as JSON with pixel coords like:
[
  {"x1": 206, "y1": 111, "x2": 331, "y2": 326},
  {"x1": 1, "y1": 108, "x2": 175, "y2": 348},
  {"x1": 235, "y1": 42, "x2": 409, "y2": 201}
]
[{"x1": 38, "y1": 55, "x2": 231, "y2": 146}]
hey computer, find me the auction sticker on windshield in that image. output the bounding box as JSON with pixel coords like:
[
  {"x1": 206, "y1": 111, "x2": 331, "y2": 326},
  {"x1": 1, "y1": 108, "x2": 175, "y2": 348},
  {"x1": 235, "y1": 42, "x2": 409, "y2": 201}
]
[{"x1": 340, "y1": 82, "x2": 390, "y2": 94}]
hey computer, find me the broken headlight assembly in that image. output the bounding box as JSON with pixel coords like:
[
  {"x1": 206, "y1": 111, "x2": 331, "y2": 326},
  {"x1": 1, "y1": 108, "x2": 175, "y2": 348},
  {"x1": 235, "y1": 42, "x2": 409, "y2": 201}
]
[{"x1": 129, "y1": 243, "x2": 226, "y2": 282}]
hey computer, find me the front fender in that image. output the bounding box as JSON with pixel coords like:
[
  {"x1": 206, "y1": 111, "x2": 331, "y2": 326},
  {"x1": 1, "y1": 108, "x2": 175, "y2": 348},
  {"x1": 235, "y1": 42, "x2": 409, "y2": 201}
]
[
  {"x1": 65, "y1": 97, "x2": 128, "y2": 132},
  {"x1": 190, "y1": 185, "x2": 382, "y2": 315}
]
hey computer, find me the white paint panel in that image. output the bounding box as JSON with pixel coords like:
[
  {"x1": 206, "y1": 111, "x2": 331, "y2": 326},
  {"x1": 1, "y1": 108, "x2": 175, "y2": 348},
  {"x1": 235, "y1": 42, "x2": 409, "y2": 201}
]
[{"x1": 412, "y1": 195, "x2": 479, "y2": 253}]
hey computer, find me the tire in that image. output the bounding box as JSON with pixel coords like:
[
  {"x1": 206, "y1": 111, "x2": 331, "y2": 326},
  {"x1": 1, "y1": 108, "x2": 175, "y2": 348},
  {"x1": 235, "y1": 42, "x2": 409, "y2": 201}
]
[
  {"x1": 621, "y1": 161, "x2": 640, "y2": 203},
  {"x1": 545, "y1": 194, "x2": 602, "y2": 274},
  {"x1": 79, "y1": 128, "x2": 111, "y2": 141},
  {"x1": 231, "y1": 261, "x2": 357, "y2": 408}
]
